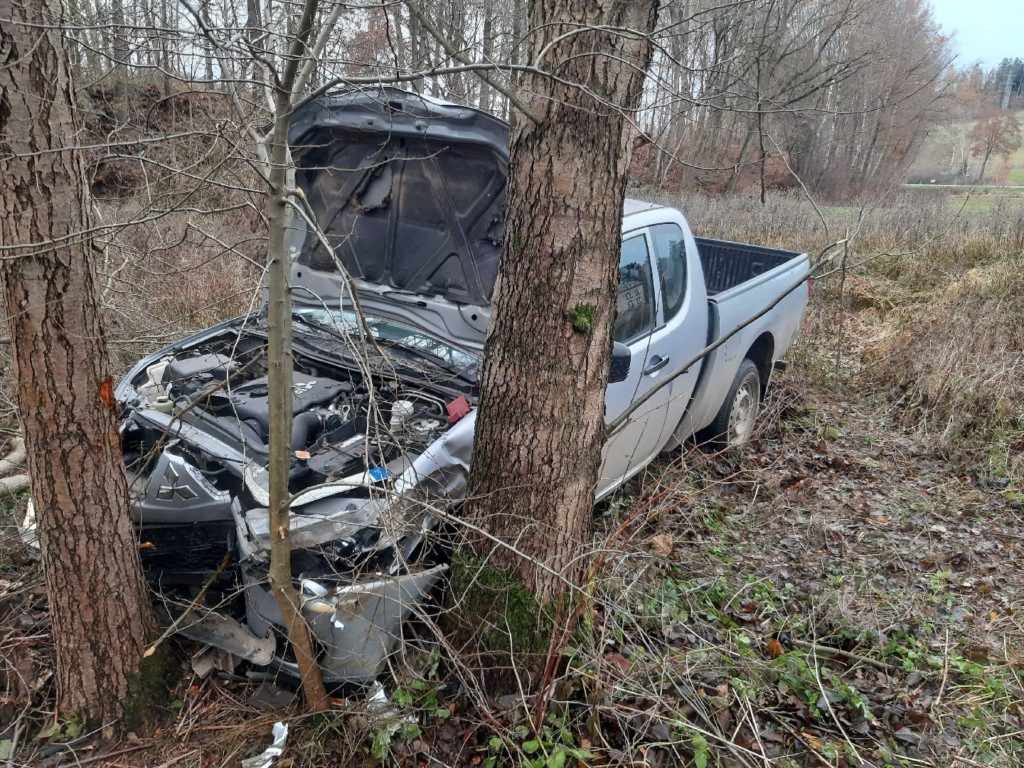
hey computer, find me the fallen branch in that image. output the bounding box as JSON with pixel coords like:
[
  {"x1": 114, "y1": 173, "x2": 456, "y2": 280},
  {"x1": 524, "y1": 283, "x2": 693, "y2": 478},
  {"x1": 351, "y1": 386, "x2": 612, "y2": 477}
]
[
  {"x1": 0, "y1": 474, "x2": 30, "y2": 495},
  {"x1": 0, "y1": 436, "x2": 26, "y2": 477}
]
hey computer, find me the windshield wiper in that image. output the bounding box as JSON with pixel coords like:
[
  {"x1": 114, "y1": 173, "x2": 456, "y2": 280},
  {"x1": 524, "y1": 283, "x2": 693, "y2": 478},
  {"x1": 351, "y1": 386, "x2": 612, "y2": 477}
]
[
  {"x1": 372, "y1": 336, "x2": 479, "y2": 384},
  {"x1": 291, "y1": 312, "x2": 478, "y2": 384}
]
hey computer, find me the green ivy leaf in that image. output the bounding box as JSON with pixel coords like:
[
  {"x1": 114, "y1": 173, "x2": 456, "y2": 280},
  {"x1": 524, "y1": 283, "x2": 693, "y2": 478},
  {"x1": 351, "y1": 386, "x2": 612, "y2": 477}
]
[{"x1": 692, "y1": 733, "x2": 709, "y2": 768}]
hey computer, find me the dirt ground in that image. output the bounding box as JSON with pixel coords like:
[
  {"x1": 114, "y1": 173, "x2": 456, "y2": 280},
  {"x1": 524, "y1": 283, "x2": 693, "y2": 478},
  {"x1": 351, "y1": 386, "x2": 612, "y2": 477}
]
[
  {"x1": 1, "y1": 290, "x2": 1022, "y2": 768},
  {"x1": 625, "y1": 370, "x2": 1024, "y2": 766}
]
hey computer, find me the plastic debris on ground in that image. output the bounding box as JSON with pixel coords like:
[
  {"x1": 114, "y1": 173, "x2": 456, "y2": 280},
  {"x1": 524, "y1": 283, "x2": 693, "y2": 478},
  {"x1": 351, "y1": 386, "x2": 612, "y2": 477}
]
[{"x1": 240, "y1": 721, "x2": 288, "y2": 768}]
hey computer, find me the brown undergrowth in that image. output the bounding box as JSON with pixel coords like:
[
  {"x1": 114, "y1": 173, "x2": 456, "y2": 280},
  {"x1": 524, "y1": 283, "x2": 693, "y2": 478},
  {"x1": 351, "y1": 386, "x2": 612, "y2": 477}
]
[{"x1": 2, "y1": 185, "x2": 1024, "y2": 765}]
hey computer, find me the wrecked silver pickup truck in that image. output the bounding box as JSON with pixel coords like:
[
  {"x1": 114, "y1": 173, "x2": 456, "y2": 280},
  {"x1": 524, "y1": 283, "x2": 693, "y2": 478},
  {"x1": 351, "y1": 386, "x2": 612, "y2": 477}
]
[{"x1": 77, "y1": 89, "x2": 810, "y2": 684}]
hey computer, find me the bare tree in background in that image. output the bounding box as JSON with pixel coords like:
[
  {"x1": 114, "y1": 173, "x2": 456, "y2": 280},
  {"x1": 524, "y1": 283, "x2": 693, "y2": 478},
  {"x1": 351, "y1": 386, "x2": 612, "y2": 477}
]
[
  {"x1": 968, "y1": 112, "x2": 1023, "y2": 182},
  {"x1": 0, "y1": 0, "x2": 156, "y2": 730},
  {"x1": 466, "y1": 1, "x2": 660, "y2": 608}
]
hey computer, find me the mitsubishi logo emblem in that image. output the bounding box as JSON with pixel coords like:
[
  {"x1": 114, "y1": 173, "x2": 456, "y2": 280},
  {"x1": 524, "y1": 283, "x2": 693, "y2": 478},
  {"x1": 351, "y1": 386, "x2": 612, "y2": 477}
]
[{"x1": 156, "y1": 463, "x2": 199, "y2": 501}]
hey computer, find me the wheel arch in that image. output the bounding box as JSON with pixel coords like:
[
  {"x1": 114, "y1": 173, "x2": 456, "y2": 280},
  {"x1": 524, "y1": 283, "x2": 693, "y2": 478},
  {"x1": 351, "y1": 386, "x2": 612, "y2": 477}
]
[{"x1": 745, "y1": 332, "x2": 775, "y2": 396}]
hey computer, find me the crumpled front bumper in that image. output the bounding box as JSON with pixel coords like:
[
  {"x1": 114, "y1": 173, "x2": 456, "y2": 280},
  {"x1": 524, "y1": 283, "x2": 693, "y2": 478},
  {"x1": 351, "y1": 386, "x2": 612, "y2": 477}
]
[
  {"x1": 169, "y1": 563, "x2": 448, "y2": 683},
  {"x1": 22, "y1": 408, "x2": 475, "y2": 684},
  {"x1": 248, "y1": 565, "x2": 447, "y2": 682}
]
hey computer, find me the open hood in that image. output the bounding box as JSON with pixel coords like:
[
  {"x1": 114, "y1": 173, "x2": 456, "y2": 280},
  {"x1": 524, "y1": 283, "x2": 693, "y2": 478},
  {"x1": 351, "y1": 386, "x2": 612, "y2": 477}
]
[{"x1": 286, "y1": 88, "x2": 510, "y2": 349}]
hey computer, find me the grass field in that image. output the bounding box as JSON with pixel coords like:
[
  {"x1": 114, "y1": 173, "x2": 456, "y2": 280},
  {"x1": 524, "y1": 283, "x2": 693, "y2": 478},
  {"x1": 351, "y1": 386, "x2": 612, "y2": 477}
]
[
  {"x1": 904, "y1": 185, "x2": 1024, "y2": 213},
  {"x1": 1007, "y1": 124, "x2": 1024, "y2": 185},
  {"x1": 911, "y1": 110, "x2": 1024, "y2": 187}
]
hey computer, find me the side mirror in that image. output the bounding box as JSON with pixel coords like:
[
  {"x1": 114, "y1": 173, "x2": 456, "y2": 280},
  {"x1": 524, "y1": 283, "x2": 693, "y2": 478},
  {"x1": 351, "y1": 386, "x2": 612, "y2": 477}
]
[{"x1": 609, "y1": 341, "x2": 631, "y2": 384}]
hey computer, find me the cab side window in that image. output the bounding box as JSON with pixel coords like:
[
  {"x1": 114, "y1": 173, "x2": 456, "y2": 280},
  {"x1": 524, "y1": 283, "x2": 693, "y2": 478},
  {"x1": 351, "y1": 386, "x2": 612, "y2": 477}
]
[
  {"x1": 613, "y1": 235, "x2": 656, "y2": 344},
  {"x1": 650, "y1": 223, "x2": 687, "y2": 322}
]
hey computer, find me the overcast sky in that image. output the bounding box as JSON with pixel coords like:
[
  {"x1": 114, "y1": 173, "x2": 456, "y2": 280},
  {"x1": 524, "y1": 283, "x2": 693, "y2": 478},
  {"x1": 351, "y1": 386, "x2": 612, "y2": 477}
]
[{"x1": 928, "y1": 0, "x2": 1024, "y2": 69}]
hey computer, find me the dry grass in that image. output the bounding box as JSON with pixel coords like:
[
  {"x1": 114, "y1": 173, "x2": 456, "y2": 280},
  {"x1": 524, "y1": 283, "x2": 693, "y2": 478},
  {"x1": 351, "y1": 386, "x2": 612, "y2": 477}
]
[
  {"x1": 94, "y1": 203, "x2": 265, "y2": 371},
  {"x1": 866, "y1": 258, "x2": 1024, "y2": 444},
  {"x1": 3, "y1": 160, "x2": 1024, "y2": 765},
  {"x1": 635, "y1": 187, "x2": 1024, "y2": 442}
]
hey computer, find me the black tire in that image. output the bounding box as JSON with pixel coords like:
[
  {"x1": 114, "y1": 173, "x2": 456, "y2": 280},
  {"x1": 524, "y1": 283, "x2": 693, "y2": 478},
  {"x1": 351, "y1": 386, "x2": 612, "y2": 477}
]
[{"x1": 702, "y1": 358, "x2": 761, "y2": 448}]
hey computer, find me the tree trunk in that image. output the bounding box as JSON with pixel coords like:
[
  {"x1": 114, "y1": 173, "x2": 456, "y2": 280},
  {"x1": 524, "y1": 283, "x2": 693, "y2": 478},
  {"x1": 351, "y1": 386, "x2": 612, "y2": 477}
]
[
  {"x1": 478, "y1": 6, "x2": 494, "y2": 112},
  {"x1": 0, "y1": 0, "x2": 156, "y2": 729},
  {"x1": 263, "y1": 0, "x2": 329, "y2": 711},
  {"x1": 160, "y1": 0, "x2": 173, "y2": 98},
  {"x1": 466, "y1": 0, "x2": 659, "y2": 607},
  {"x1": 243, "y1": 0, "x2": 263, "y2": 96},
  {"x1": 111, "y1": 0, "x2": 129, "y2": 114},
  {"x1": 977, "y1": 148, "x2": 992, "y2": 183}
]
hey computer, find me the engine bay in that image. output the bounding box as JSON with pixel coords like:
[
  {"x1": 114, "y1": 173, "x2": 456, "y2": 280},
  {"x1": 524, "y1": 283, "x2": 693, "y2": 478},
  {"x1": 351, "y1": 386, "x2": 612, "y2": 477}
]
[{"x1": 122, "y1": 322, "x2": 469, "y2": 501}]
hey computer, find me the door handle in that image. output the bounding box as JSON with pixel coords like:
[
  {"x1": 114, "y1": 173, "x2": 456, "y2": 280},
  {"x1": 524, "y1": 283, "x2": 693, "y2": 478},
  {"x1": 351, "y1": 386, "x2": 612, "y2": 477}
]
[{"x1": 643, "y1": 355, "x2": 669, "y2": 375}]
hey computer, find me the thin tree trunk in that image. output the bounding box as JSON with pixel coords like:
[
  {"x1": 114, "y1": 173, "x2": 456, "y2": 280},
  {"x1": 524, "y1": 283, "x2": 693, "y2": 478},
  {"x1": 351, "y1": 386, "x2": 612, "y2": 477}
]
[
  {"x1": 111, "y1": 0, "x2": 129, "y2": 114},
  {"x1": 66, "y1": 0, "x2": 84, "y2": 79},
  {"x1": 758, "y1": 102, "x2": 768, "y2": 205},
  {"x1": 202, "y1": 0, "x2": 215, "y2": 87},
  {"x1": 479, "y1": 6, "x2": 494, "y2": 112},
  {"x1": 0, "y1": 0, "x2": 156, "y2": 730},
  {"x1": 161, "y1": 0, "x2": 173, "y2": 97},
  {"x1": 263, "y1": 0, "x2": 330, "y2": 711},
  {"x1": 467, "y1": 0, "x2": 659, "y2": 606},
  {"x1": 977, "y1": 149, "x2": 991, "y2": 183},
  {"x1": 244, "y1": 0, "x2": 263, "y2": 95},
  {"x1": 409, "y1": 4, "x2": 424, "y2": 92}
]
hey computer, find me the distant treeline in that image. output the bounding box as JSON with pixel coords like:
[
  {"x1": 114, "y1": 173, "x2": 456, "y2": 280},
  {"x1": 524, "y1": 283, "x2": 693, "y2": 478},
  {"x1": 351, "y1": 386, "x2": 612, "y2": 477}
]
[
  {"x1": 984, "y1": 58, "x2": 1024, "y2": 110},
  {"x1": 62, "y1": 0, "x2": 954, "y2": 201}
]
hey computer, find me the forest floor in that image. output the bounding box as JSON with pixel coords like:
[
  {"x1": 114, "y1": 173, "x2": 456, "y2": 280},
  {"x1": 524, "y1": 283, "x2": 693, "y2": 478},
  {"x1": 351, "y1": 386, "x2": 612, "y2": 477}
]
[
  {"x1": 2, "y1": 192, "x2": 1022, "y2": 766},
  {"x1": 2, "y1": 303, "x2": 1020, "y2": 768}
]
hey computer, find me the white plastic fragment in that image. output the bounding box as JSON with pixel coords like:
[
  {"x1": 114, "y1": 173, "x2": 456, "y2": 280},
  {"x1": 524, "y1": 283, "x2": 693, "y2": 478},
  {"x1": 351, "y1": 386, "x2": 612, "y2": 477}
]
[
  {"x1": 240, "y1": 721, "x2": 288, "y2": 768},
  {"x1": 189, "y1": 646, "x2": 236, "y2": 678},
  {"x1": 366, "y1": 680, "x2": 389, "y2": 710}
]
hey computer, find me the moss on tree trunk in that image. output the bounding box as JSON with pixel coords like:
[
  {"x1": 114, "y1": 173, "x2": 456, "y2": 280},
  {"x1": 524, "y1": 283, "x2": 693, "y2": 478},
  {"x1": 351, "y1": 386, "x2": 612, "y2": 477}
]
[{"x1": 446, "y1": 553, "x2": 556, "y2": 690}]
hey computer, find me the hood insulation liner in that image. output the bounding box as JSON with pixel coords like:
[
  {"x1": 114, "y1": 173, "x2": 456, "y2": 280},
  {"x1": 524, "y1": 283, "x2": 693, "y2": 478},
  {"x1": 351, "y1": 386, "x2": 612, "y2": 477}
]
[{"x1": 289, "y1": 89, "x2": 510, "y2": 308}]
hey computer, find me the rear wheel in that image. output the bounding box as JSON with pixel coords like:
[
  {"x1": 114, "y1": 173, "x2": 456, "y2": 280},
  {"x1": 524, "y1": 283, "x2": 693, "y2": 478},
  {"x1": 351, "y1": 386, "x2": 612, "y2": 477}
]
[{"x1": 705, "y1": 359, "x2": 761, "y2": 448}]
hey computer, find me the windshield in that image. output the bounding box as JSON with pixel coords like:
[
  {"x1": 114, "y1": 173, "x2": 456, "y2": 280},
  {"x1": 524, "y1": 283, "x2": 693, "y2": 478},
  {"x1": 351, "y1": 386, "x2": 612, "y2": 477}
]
[{"x1": 294, "y1": 307, "x2": 479, "y2": 371}]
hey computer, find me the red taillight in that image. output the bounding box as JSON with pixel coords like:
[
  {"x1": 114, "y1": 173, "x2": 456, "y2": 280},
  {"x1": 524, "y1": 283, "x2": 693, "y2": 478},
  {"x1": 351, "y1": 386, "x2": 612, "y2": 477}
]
[{"x1": 807, "y1": 277, "x2": 814, "y2": 295}]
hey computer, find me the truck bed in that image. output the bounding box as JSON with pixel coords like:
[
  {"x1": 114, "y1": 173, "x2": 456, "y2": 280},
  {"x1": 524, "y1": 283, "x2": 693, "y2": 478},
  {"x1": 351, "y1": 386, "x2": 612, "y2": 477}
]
[
  {"x1": 669, "y1": 236, "x2": 809, "y2": 443},
  {"x1": 695, "y1": 237, "x2": 801, "y2": 296}
]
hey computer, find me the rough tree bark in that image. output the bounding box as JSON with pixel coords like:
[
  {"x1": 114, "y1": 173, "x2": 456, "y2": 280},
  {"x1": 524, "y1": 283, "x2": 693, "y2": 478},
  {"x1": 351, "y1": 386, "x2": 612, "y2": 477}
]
[
  {"x1": 0, "y1": 0, "x2": 156, "y2": 728},
  {"x1": 466, "y1": 0, "x2": 659, "y2": 605}
]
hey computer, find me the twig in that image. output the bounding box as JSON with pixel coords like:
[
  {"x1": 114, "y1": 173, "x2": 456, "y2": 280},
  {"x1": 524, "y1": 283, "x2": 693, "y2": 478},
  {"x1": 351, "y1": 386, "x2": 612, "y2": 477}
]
[
  {"x1": 404, "y1": 2, "x2": 539, "y2": 123},
  {"x1": 932, "y1": 627, "x2": 950, "y2": 714},
  {"x1": 790, "y1": 638, "x2": 899, "y2": 673},
  {"x1": 143, "y1": 552, "x2": 232, "y2": 658},
  {"x1": 54, "y1": 743, "x2": 149, "y2": 768}
]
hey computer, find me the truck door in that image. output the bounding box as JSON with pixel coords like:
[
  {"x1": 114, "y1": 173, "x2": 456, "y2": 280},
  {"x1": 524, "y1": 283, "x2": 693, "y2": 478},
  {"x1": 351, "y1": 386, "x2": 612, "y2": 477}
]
[
  {"x1": 648, "y1": 221, "x2": 708, "y2": 449},
  {"x1": 598, "y1": 232, "x2": 674, "y2": 496}
]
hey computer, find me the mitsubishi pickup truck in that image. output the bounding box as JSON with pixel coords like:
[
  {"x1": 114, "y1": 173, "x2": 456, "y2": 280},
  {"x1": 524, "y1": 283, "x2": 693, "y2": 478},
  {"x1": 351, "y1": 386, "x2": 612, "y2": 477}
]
[{"x1": 84, "y1": 89, "x2": 810, "y2": 683}]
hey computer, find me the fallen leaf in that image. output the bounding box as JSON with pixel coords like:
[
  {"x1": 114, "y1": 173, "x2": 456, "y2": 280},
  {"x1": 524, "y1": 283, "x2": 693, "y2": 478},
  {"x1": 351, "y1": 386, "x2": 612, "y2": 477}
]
[
  {"x1": 604, "y1": 652, "x2": 631, "y2": 672},
  {"x1": 801, "y1": 731, "x2": 823, "y2": 750},
  {"x1": 649, "y1": 534, "x2": 674, "y2": 557}
]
